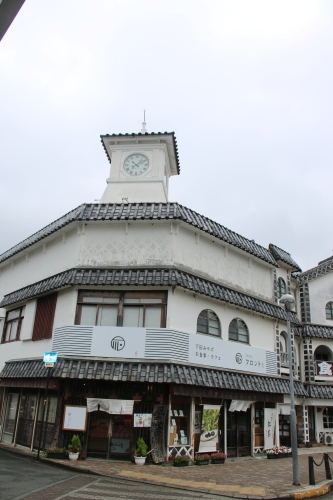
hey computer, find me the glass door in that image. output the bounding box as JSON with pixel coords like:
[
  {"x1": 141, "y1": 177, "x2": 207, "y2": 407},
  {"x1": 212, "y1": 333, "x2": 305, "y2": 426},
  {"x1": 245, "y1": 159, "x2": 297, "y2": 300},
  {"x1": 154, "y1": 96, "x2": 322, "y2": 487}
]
[
  {"x1": 87, "y1": 411, "x2": 111, "y2": 459},
  {"x1": 33, "y1": 396, "x2": 58, "y2": 450},
  {"x1": 225, "y1": 406, "x2": 251, "y2": 457},
  {"x1": 2, "y1": 393, "x2": 19, "y2": 444},
  {"x1": 16, "y1": 393, "x2": 38, "y2": 447}
]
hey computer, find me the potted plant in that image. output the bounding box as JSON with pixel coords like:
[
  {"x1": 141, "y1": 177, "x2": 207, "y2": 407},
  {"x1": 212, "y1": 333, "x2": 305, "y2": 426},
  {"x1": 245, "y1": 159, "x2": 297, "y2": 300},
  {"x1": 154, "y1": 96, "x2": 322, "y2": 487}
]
[
  {"x1": 194, "y1": 453, "x2": 210, "y2": 465},
  {"x1": 171, "y1": 455, "x2": 190, "y2": 467},
  {"x1": 68, "y1": 434, "x2": 82, "y2": 461},
  {"x1": 134, "y1": 437, "x2": 148, "y2": 465},
  {"x1": 43, "y1": 447, "x2": 66, "y2": 459},
  {"x1": 210, "y1": 451, "x2": 227, "y2": 464}
]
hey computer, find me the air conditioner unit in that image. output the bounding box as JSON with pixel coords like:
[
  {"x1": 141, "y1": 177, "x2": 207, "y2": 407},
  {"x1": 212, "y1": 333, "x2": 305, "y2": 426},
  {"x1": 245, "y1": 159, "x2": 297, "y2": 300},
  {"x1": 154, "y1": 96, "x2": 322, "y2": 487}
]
[{"x1": 323, "y1": 434, "x2": 333, "y2": 445}]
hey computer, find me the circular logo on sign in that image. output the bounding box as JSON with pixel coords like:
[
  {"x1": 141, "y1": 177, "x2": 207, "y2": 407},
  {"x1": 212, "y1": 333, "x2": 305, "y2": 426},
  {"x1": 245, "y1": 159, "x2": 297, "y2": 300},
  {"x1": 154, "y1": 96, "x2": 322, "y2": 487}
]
[
  {"x1": 235, "y1": 353, "x2": 243, "y2": 364},
  {"x1": 111, "y1": 336, "x2": 125, "y2": 351}
]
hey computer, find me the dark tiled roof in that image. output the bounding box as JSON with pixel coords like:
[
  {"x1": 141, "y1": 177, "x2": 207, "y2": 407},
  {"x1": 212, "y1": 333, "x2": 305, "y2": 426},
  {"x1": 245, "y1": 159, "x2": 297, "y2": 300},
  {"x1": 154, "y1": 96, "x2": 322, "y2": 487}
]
[
  {"x1": 0, "y1": 267, "x2": 300, "y2": 324},
  {"x1": 268, "y1": 244, "x2": 302, "y2": 272},
  {"x1": 0, "y1": 203, "x2": 278, "y2": 266},
  {"x1": 302, "y1": 324, "x2": 333, "y2": 339},
  {"x1": 100, "y1": 131, "x2": 180, "y2": 174},
  {"x1": 318, "y1": 255, "x2": 333, "y2": 266},
  {"x1": 0, "y1": 358, "x2": 308, "y2": 396},
  {"x1": 306, "y1": 385, "x2": 333, "y2": 399},
  {"x1": 297, "y1": 256, "x2": 333, "y2": 285}
]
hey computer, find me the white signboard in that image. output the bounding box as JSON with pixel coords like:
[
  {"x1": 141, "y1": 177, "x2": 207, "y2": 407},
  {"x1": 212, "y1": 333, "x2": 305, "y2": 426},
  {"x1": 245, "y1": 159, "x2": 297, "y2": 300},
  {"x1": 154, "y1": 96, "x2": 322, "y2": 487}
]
[
  {"x1": 264, "y1": 408, "x2": 277, "y2": 449},
  {"x1": 62, "y1": 405, "x2": 87, "y2": 431},
  {"x1": 53, "y1": 326, "x2": 276, "y2": 376},
  {"x1": 188, "y1": 335, "x2": 267, "y2": 374},
  {"x1": 91, "y1": 327, "x2": 145, "y2": 358}
]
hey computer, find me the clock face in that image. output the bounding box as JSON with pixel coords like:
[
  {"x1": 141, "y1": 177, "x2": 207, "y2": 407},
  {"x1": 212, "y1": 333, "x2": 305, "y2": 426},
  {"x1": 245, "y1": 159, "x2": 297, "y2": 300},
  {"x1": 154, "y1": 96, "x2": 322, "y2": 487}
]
[{"x1": 123, "y1": 153, "x2": 149, "y2": 176}]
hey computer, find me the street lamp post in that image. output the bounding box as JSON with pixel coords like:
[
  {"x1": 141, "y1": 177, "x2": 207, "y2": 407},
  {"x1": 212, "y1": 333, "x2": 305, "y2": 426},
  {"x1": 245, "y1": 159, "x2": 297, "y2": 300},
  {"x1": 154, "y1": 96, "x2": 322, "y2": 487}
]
[{"x1": 280, "y1": 293, "x2": 300, "y2": 486}]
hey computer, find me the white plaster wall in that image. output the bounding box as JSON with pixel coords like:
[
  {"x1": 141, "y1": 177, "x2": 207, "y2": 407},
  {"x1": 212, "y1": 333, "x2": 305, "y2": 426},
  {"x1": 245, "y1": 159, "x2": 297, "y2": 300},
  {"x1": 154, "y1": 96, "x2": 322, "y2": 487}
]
[
  {"x1": 0, "y1": 284, "x2": 277, "y2": 372},
  {"x1": 0, "y1": 226, "x2": 81, "y2": 300},
  {"x1": 308, "y1": 273, "x2": 333, "y2": 325},
  {"x1": 167, "y1": 288, "x2": 276, "y2": 351},
  {"x1": 53, "y1": 288, "x2": 78, "y2": 328},
  {"x1": 0, "y1": 289, "x2": 77, "y2": 371},
  {"x1": 0, "y1": 219, "x2": 274, "y2": 303},
  {"x1": 79, "y1": 221, "x2": 273, "y2": 299},
  {"x1": 20, "y1": 300, "x2": 37, "y2": 340},
  {"x1": 0, "y1": 337, "x2": 53, "y2": 372}
]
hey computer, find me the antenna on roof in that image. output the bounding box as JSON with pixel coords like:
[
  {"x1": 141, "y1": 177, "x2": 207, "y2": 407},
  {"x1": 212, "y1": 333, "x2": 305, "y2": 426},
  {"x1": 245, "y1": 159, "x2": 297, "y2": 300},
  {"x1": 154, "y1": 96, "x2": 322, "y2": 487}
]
[{"x1": 141, "y1": 109, "x2": 147, "y2": 133}]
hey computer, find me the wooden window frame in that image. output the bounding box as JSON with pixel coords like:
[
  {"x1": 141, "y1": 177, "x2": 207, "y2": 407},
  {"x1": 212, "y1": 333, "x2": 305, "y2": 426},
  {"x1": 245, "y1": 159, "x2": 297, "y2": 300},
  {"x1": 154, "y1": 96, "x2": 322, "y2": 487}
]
[
  {"x1": 326, "y1": 302, "x2": 333, "y2": 320},
  {"x1": 196, "y1": 309, "x2": 221, "y2": 337},
  {"x1": 75, "y1": 290, "x2": 167, "y2": 328},
  {"x1": 228, "y1": 317, "x2": 249, "y2": 344},
  {"x1": 277, "y1": 278, "x2": 287, "y2": 298},
  {"x1": 2, "y1": 306, "x2": 25, "y2": 343}
]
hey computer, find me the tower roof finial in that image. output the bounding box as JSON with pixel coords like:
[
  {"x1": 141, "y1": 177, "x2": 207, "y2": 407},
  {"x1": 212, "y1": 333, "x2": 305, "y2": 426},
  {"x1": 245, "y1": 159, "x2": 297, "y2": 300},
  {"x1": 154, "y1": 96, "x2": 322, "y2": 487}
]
[{"x1": 141, "y1": 109, "x2": 147, "y2": 133}]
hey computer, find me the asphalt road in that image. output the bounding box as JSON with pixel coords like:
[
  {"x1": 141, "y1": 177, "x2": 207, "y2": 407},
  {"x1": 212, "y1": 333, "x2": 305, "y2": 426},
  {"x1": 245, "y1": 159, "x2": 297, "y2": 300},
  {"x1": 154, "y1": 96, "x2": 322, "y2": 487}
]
[{"x1": 0, "y1": 450, "x2": 223, "y2": 499}]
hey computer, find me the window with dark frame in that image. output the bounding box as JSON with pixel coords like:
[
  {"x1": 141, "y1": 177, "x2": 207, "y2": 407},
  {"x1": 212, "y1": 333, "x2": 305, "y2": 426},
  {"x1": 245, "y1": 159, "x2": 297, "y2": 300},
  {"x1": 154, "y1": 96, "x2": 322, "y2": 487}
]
[
  {"x1": 314, "y1": 345, "x2": 332, "y2": 361},
  {"x1": 326, "y1": 302, "x2": 333, "y2": 320},
  {"x1": 2, "y1": 306, "x2": 25, "y2": 343},
  {"x1": 196, "y1": 309, "x2": 221, "y2": 337},
  {"x1": 323, "y1": 408, "x2": 333, "y2": 429},
  {"x1": 228, "y1": 317, "x2": 249, "y2": 343},
  {"x1": 277, "y1": 277, "x2": 287, "y2": 298},
  {"x1": 75, "y1": 290, "x2": 167, "y2": 328}
]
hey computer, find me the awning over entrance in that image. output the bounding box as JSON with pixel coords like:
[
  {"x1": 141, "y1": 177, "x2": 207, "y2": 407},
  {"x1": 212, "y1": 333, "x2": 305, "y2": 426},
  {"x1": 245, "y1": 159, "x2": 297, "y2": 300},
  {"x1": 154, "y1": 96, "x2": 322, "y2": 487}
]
[{"x1": 229, "y1": 400, "x2": 255, "y2": 412}]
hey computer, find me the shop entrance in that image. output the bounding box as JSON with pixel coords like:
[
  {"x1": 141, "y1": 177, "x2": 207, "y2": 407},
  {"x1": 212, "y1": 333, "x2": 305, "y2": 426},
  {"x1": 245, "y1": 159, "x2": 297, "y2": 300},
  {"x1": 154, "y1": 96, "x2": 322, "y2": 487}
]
[
  {"x1": 279, "y1": 414, "x2": 291, "y2": 447},
  {"x1": 225, "y1": 409, "x2": 251, "y2": 457},
  {"x1": 87, "y1": 411, "x2": 133, "y2": 459}
]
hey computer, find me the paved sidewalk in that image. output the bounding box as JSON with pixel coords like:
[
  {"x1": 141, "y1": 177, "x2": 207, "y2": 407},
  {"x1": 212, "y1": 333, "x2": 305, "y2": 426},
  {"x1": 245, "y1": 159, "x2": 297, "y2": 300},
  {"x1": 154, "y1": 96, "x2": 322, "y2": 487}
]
[{"x1": 1, "y1": 443, "x2": 333, "y2": 499}]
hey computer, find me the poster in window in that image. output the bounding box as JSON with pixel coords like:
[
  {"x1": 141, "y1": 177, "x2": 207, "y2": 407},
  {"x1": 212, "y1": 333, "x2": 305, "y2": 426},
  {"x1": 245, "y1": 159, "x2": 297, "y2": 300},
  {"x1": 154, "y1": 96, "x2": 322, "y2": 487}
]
[{"x1": 133, "y1": 413, "x2": 152, "y2": 427}]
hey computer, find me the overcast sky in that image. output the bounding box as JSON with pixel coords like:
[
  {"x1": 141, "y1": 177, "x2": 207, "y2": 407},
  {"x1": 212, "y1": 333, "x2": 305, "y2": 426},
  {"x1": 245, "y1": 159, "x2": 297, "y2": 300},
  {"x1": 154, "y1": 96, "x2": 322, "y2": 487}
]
[{"x1": 1, "y1": 0, "x2": 332, "y2": 272}]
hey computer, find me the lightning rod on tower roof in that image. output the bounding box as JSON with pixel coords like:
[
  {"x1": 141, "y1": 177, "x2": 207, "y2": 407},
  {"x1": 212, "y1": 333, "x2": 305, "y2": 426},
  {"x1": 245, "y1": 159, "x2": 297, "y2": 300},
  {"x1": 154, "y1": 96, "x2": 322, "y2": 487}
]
[{"x1": 141, "y1": 109, "x2": 147, "y2": 133}]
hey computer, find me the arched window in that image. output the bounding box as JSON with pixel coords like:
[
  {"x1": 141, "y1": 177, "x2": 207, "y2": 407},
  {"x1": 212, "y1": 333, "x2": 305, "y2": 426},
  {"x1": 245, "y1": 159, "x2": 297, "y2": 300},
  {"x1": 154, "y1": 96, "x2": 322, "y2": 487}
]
[
  {"x1": 280, "y1": 331, "x2": 289, "y2": 368},
  {"x1": 278, "y1": 278, "x2": 287, "y2": 298},
  {"x1": 314, "y1": 345, "x2": 332, "y2": 361},
  {"x1": 280, "y1": 331, "x2": 287, "y2": 353},
  {"x1": 326, "y1": 302, "x2": 333, "y2": 320},
  {"x1": 197, "y1": 310, "x2": 221, "y2": 337},
  {"x1": 228, "y1": 318, "x2": 249, "y2": 344}
]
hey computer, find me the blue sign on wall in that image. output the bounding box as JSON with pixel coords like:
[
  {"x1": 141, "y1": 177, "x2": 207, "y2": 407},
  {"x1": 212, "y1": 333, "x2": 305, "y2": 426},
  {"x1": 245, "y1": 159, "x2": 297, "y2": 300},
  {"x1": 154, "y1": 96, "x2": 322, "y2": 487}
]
[{"x1": 43, "y1": 352, "x2": 58, "y2": 363}]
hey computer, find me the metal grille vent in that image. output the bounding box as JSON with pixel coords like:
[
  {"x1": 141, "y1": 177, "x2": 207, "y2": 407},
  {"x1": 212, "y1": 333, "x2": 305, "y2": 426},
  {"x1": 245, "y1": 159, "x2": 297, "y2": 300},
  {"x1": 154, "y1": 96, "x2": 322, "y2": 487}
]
[
  {"x1": 145, "y1": 329, "x2": 189, "y2": 362},
  {"x1": 266, "y1": 351, "x2": 277, "y2": 375},
  {"x1": 52, "y1": 326, "x2": 93, "y2": 356}
]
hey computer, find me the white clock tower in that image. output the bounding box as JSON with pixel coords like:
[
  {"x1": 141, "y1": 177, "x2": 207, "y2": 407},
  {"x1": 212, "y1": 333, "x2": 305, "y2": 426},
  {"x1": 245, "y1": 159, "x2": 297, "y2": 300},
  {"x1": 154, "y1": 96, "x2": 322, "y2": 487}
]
[{"x1": 100, "y1": 123, "x2": 180, "y2": 203}]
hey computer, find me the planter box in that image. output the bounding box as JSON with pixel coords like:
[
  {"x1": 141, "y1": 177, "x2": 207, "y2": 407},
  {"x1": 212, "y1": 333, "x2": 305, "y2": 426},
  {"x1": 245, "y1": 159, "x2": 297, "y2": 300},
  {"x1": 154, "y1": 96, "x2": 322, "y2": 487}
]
[
  {"x1": 211, "y1": 459, "x2": 225, "y2": 464},
  {"x1": 45, "y1": 453, "x2": 67, "y2": 459},
  {"x1": 173, "y1": 461, "x2": 189, "y2": 467},
  {"x1": 267, "y1": 454, "x2": 280, "y2": 459},
  {"x1": 195, "y1": 460, "x2": 209, "y2": 466},
  {"x1": 267, "y1": 453, "x2": 291, "y2": 459}
]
